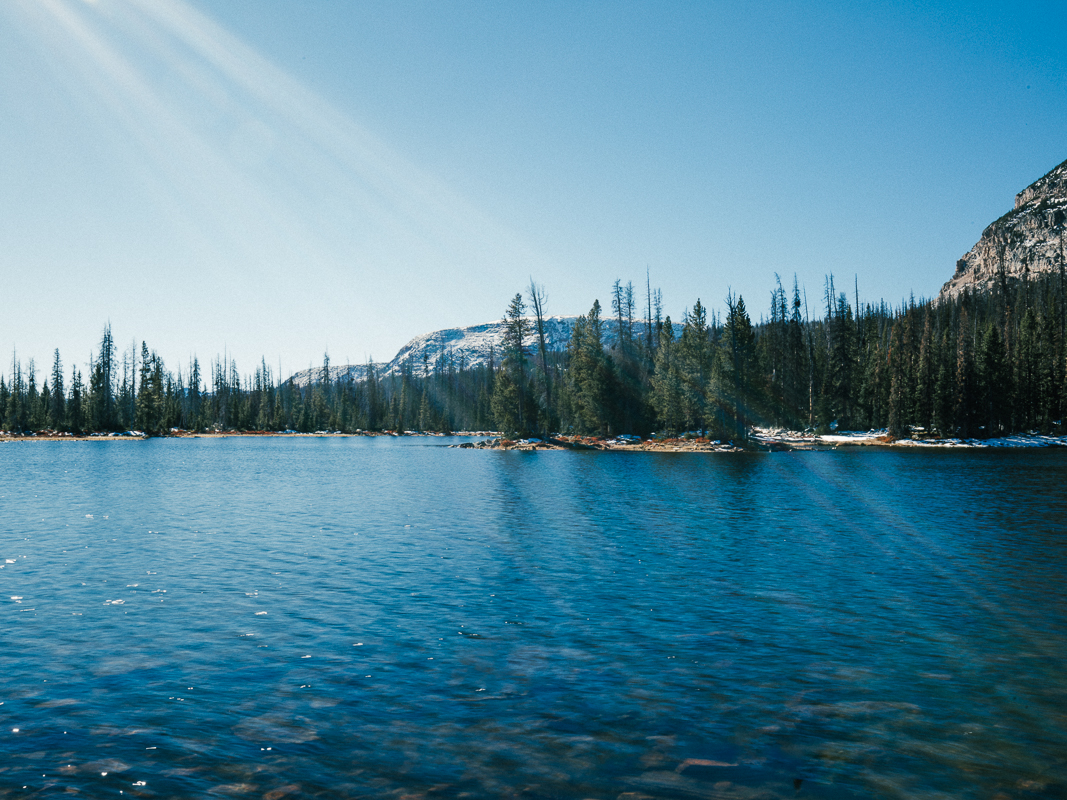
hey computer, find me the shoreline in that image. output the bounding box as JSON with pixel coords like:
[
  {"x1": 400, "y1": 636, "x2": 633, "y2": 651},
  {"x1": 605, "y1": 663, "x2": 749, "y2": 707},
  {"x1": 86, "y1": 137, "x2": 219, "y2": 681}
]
[
  {"x1": 0, "y1": 429, "x2": 493, "y2": 443},
  {"x1": 454, "y1": 430, "x2": 1067, "y2": 451},
  {"x1": 2, "y1": 429, "x2": 1066, "y2": 451},
  {"x1": 0, "y1": 430, "x2": 378, "y2": 443}
]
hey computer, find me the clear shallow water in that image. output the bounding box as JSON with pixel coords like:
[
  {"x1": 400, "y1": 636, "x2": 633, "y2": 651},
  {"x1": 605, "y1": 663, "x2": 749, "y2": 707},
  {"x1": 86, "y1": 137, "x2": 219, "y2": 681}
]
[{"x1": 1, "y1": 438, "x2": 1066, "y2": 800}]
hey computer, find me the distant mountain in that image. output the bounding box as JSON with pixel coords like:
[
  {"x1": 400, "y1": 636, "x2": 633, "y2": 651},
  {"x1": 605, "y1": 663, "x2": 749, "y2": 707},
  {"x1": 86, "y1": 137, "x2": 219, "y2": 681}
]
[
  {"x1": 389, "y1": 315, "x2": 582, "y2": 374},
  {"x1": 289, "y1": 315, "x2": 683, "y2": 387},
  {"x1": 940, "y1": 158, "x2": 1067, "y2": 299}
]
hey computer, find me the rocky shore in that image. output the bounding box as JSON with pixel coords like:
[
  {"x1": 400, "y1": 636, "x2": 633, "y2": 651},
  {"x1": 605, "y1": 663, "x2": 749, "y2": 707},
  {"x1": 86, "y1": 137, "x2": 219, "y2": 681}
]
[
  {"x1": 452, "y1": 435, "x2": 744, "y2": 452},
  {"x1": 453, "y1": 429, "x2": 1067, "y2": 451},
  {"x1": 4, "y1": 428, "x2": 1065, "y2": 449}
]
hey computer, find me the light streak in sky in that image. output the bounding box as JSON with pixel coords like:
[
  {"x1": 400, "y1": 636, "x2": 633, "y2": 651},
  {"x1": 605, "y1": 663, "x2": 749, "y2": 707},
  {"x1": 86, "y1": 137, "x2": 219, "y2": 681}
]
[{"x1": 8, "y1": 0, "x2": 540, "y2": 296}]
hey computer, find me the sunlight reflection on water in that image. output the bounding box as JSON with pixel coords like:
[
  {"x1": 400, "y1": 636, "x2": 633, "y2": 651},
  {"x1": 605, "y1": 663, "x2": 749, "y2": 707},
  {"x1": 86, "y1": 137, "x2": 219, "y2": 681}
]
[{"x1": 1, "y1": 438, "x2": 1065, "y2": 798}]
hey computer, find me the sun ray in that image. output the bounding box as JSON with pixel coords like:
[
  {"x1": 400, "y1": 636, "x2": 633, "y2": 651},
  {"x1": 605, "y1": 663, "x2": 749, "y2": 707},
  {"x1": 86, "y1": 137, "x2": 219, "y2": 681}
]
[{"x1": 5, "y1": 0, "x2": 546, "y2": 309}]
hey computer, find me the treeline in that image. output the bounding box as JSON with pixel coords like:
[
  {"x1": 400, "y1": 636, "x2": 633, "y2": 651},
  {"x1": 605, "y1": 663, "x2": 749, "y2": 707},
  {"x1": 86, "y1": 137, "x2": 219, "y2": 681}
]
[
  {"x1": 0, "y1": 327, "x2": 505, "y2": 436},
  {"x1": 4, "y1": 270, "x2": 1066, "y2": 440},
  {"x1": 490, "y1": 272, "x2": 1067, "y2": 440}
]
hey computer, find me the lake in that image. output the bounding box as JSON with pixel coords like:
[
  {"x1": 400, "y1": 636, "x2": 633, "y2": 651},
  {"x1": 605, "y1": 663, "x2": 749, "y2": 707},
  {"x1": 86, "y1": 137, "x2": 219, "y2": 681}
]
[{"x1": 1, "y1": 437, "x2": 1065, "y2": 799}]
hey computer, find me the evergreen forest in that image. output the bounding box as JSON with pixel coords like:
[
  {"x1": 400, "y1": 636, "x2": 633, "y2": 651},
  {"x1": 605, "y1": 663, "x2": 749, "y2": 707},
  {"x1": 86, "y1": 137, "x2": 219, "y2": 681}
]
[{"x1": 4, "y1": 272, "x2": 1067, "y2": 442}]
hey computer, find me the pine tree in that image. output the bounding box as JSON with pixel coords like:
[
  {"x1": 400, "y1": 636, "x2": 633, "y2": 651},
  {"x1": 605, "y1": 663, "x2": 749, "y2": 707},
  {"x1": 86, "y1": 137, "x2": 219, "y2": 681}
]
[
  {"x1": 1016, "y1": 308, "x2": 1040, "y2": 429},
  {"x1": 149, "y1": 352, "x2": 166, "y2": 433},
  {"x1": 722, "y1": 294, "x2": 756, "y2": 440},
  {"x1": 914, "y1": 310, "x2": 935, "y2": 431},
  {"x1": 932, "y1": 328, "x2": 954, "y2": 435},
  {"x1": 418, "y1": 387, "x2": 433, "y2": 431},
  {"x1": 785, "y1": 277, "x2": 807, "y2": 424},
  {"x1": 527, "y1": 279, "x2": 554, "y2": 432},
  {"x1": 49, "y1": 349, "x2": 66, "y2": 431},
  {"x1": 89, "y1": 325, "x2": 117, "y2": 431},
  {"x1": 676, "y1": 300, "x2": 713, "y2": 434},
  {"x1": 497, "y1": 293, "x2": 532, "y2": 435},
  {"x1": 136, "y1": 341, "x2": 156, "y2": 433},
  {"x1": 5, "y1": 354, "x2": 25, "y2": 433},
  {"x1": 762, "y1": 276, "x2": 789, "y2": 426},
  {"x1": 978, "y1": 323, "x2": 1010, "y2": 436},
  {"x1": 650, "y1": 315, "x2": 684, "y2": 433},
  {"x1": 26, "y1": 360, "x2": 42, "y2": 431},
  {"x1": 886, "y1": 319, "x2": 908, "y2": 438},
  {"x1": 823, "y1": 293, "x2": 857, "y2": 428},
  {"x1": 187, "y1": 357, "x2": 203, "y2": 431},
  {"x1": 954, "y1": 307, "x2": 977, "y2": 436},
  {"x1": 561, "y1": 300, "x2": 615, "y2": 435},
  {"x1": 69, "y1": 368, "x2": 85, "y2": 433},
  {"x1": 490, "y1": 369, "x2": 522, "y2": 435}
]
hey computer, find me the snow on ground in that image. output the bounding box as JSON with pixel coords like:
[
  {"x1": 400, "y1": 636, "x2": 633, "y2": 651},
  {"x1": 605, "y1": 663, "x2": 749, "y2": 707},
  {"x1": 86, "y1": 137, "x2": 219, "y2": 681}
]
[
  {"x1": 819, "y1": 431, "x2": 887, "y2": 444},
  {"x1": 894, "y1": 433, "x2": 1067, "y2": 448},
  {"x1": 752, "y1": 427, "x2": 1067, "y2": 448},
  {"x1": 749, "y1": 428, "x2": 818, "y2": 444}
]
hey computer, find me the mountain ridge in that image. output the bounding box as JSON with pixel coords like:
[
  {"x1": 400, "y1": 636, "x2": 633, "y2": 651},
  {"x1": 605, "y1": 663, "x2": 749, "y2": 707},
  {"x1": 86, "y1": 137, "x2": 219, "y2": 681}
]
[
  {"x1": 939, "y1": 158, "x2": 1067, "y2": 299},
  {"x1": 289, "y1": 316, "x2": 684, "y2": 388}
]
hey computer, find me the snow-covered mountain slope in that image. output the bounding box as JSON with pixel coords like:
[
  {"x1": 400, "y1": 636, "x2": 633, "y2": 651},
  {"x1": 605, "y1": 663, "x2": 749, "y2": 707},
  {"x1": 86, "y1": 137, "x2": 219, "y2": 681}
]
[
  {"x1": 389, "y1": 315, "x2": 579, "y2": 373},
  {"x1": 289, "y1": 315, "x2": 681, "y2": 387},
  {"x1": 289, "y1": 363, "x2": 371, "y2": 388}
]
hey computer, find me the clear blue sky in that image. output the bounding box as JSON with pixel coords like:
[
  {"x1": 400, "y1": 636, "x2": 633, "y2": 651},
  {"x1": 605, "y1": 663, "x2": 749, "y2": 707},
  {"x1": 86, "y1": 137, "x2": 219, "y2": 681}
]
[{"x1": 1, "y1": 0, "x2": 1064, "y2": 379}]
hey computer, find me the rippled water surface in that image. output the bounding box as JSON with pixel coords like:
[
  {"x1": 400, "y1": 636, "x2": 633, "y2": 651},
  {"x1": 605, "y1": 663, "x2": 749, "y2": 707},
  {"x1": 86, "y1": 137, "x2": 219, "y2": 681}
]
[{"x1": 1, "y1": 437, "x2": 1066, "y2": 799}]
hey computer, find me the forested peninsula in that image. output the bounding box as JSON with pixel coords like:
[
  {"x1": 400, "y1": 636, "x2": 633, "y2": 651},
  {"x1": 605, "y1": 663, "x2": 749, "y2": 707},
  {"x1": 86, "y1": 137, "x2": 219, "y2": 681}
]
[{"x1": 2, "y1": 270, "x2": 1065, "y2": 446}]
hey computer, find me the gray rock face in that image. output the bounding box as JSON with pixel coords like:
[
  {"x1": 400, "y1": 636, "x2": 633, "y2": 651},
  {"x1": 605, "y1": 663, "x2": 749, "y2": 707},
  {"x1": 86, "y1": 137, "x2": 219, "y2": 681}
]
[{"x1": 939, "y1": 158, "x2": 1067, "y2": 300}]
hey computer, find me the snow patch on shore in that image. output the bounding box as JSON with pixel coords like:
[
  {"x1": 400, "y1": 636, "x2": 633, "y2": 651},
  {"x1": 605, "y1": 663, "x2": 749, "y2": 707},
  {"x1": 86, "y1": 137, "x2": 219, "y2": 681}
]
[
  {"x1": 895, "y1": 433, "x2": 1067, "y2": 448},
  {"x1": 753, "y1": 427, "x2": 1067, "y2": 449}
]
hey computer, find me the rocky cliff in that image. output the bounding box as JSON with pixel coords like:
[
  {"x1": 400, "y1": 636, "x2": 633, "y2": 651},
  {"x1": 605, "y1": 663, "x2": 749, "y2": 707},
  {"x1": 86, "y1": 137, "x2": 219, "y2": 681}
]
[{"x1": 939, "y1": 158, "x2": 1067, "y2": 299}]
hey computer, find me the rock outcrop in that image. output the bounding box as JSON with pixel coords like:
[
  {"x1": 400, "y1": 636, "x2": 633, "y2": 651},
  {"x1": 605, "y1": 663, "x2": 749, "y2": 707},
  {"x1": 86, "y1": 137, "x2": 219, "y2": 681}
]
[{"x1": 939, "y1": 158, "x2": 1067, "y2": 300}]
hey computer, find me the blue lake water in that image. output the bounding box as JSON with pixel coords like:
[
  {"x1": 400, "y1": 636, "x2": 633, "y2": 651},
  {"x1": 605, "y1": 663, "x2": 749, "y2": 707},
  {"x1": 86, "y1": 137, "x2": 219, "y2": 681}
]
[{"x1": 1, "y1": 437, "x2": 1066, "y2": 799}]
